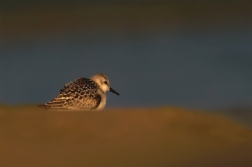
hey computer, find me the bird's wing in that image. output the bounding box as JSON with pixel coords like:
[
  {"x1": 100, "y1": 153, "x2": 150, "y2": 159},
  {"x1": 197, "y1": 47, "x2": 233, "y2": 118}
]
[{"x1": 40, "y1": 78, "x2": 101, "y2": 110}]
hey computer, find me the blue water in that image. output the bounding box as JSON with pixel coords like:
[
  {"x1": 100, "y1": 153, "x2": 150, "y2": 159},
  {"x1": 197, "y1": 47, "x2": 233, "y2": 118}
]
[{"x1": 0, "y1": 28, "x2": 251, "y2": 111}]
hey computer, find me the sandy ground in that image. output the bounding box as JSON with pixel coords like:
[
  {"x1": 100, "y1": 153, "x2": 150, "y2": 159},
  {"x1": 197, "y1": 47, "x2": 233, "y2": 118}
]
[{"x1": 0, "y1": 106, "x2": 251, "y2": 167}]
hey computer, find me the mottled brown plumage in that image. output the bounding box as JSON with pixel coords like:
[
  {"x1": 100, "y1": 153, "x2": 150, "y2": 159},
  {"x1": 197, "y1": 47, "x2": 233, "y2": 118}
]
[{"x1": 38, "y1": 73, "x2": 119, "y2": 111}]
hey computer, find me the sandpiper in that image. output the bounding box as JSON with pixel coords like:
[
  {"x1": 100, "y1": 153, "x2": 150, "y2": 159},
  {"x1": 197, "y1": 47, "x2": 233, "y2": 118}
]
[{"x1": 38, "y1": 73, "x2": 119, "y2": 110}]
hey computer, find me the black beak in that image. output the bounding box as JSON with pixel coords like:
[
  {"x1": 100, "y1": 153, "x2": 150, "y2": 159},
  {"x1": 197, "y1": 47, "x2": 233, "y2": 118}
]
[{"x1": 109, "y1": 87, "x2": 120, "y2": 95}]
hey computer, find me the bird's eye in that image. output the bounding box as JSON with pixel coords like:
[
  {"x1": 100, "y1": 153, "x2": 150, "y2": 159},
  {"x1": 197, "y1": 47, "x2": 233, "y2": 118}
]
[{"x1": 104, "y1": 81, "x2": 108, "y2": 85}]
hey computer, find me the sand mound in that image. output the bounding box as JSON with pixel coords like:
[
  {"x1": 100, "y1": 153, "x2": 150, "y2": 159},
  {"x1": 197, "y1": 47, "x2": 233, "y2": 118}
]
[{"x1": 0, "y1": 106, "x2": 251, "y2": 167}]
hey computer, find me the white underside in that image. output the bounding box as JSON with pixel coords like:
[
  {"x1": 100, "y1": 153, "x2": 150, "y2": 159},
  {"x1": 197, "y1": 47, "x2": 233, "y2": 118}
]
[{"x1": 96, "y1": 91, "x2": 106, "y2": 110}]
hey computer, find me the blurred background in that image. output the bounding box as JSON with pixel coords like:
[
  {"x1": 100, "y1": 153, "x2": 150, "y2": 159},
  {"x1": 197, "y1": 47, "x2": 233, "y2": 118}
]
[{"x1": 0, "y1": 1, "x2": 251, "y2": 124}]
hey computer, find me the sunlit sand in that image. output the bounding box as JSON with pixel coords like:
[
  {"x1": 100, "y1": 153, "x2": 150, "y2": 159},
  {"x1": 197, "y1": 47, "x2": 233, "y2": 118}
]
[{"x1": 0, "y1": 105, "x2": 251, "y2": 167}]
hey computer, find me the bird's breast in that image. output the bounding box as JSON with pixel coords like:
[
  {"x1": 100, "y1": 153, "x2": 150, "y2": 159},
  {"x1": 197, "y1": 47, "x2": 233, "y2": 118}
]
[{"x1": 95, "y1": 91, "x2": 106, "y2": 110}]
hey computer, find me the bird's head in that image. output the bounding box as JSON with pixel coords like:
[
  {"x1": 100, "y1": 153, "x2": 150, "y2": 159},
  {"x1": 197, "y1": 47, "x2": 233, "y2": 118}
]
[{"x1": 91, "y1": 73, "x2": 119, "y2": 95}]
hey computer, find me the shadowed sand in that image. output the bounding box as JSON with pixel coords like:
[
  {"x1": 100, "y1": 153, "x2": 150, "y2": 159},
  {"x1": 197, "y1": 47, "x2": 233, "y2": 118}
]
[{"x1": 0, "y1": 106, "x2": 251, "y2": 167}]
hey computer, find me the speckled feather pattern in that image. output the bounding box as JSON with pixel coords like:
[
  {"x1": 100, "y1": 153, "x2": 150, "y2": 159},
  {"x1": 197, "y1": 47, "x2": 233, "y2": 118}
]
[
  {"x1": 38, "y1": 73, "x2": 119, "y2": 111},
  {"x1": 42, "y1": 78, "x2": 101, "y2": 110}
]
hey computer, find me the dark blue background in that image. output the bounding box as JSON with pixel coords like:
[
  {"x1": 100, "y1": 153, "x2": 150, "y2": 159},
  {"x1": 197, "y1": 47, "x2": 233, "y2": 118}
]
[{"x1": 1, "y1": 28, "x2": 251, "y2": 111}]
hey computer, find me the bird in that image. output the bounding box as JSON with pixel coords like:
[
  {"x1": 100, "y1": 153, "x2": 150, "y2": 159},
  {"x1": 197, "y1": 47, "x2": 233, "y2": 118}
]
[{"x1": 38, "y1": 73, "x2": 119, "y2": 111}]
